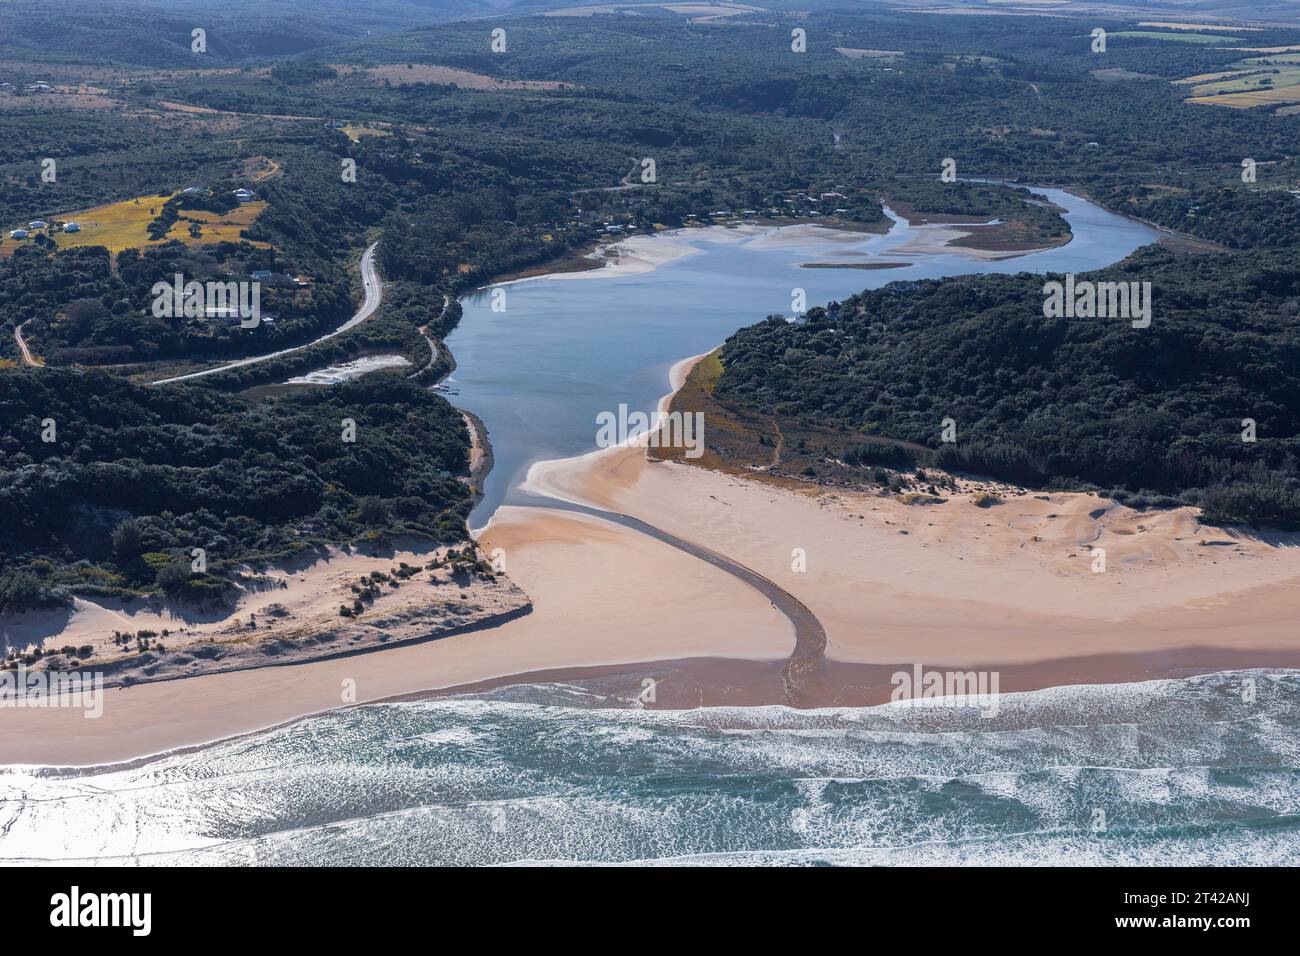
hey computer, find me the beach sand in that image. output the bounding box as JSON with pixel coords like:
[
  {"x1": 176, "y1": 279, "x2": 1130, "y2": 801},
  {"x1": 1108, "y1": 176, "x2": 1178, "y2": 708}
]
[
  {"x1": 0, "y1": 505, "x2": 789, "y2": 766},
  {"x1": 527, "y1": 440, "x2": 1300, "y2": 668}
]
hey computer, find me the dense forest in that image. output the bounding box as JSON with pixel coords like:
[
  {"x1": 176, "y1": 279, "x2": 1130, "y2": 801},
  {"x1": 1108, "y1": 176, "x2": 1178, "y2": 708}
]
[
  {"x1": 714, "y1": 245, "x2": 1300, "y2": 527},
  {"x1": 0, "y1": 369, "x2": 472, "y2": 611}
]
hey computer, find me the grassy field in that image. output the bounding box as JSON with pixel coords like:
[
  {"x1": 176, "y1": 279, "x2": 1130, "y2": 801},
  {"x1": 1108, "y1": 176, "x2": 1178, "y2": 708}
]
[
  {"x1": 1188, "y1": 71, "x2": 1300, "y2": 95},
  {"x1": 1187, "y1": 83, "x2": 1300, "y2": 107},
  {"x1": 164, "y1": 200, "x2": 270, "y2": 247},
  {"x1": 3, "y1": 194, "x2": 269, "y2": 256},
  {"x1": 1244, "y1": 53, "x2": 1300, "y2": 64},
  {"x1": 1176, "y1": 47, "x2": 1300, "y2": 109},
  {"x1": 1175, "y1": 70, "x2": 1255, "y2": 84}
]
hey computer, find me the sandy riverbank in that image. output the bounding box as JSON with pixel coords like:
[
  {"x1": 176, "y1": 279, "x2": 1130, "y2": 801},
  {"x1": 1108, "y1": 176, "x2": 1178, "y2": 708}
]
[{"x1": 493, "y1": 213, "x2": 1039, "y2": 288}]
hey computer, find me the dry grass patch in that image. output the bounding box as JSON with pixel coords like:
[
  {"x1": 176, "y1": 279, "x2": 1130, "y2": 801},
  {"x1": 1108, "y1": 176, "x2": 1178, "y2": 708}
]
[
  {"x1": 4, "y1": 194, "x2": 269, "y2": 257},
  {"x1": 165, "y1": 201, "x2": 270, "y2": 248}
]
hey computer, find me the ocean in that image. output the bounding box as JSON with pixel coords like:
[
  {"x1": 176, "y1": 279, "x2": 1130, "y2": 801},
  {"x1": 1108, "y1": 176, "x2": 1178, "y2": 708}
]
[{"x1": 2, "y1": 670, "x2": 1297, "y2": 865}]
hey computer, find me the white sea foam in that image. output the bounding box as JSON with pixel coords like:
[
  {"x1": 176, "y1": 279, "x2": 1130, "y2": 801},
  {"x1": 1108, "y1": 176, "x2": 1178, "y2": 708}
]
[{"x1": 2, "y1": 669, "x2": 1297, "y2": 865}]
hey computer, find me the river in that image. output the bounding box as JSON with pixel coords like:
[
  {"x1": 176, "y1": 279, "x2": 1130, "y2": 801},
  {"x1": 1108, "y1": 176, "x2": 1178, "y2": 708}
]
[{"x1": 444, "y1": 187, "x2": 1163, "y2": 527}]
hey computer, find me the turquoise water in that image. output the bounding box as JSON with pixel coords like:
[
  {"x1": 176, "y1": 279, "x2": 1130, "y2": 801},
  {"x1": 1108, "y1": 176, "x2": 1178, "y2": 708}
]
[
  {"x1": 445, "y1": 187, "x2": 1162, "y2": 526},
  {"x1": 2, "y1": 671, "x2": 1297, "y2": 865}
]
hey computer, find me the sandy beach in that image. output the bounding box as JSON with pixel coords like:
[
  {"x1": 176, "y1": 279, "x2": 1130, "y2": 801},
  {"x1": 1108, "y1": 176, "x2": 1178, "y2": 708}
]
[
  {"x1": 527, "y1": 436, "x2": 1300, "y2": 667},
  {"x1": 0, "y1": 502, "x2": 789, "y2": 766}
]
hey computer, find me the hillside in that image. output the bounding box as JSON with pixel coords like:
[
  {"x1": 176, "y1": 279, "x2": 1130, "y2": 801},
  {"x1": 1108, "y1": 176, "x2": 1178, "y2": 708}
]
[
  {"x1": 713, "y1": 245, "x2": 1300, "y2": 526},
  {"x1": 0, "y1": 369, "x2": 472, "y2": 609}
]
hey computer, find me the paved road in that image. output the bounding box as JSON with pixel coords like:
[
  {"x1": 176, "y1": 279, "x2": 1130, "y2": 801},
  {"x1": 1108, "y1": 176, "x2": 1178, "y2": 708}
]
[
  {"x1": 151, "y1": 242, "x2": 382, "y2": 386},
  {"x1": 13, "y1": 320, "x2": 38, "y2": 367}
]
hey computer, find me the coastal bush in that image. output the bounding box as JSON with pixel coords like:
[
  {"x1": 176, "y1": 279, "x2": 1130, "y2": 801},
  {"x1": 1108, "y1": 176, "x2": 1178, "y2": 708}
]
[{"x1": 0, "y1": 570, "x2": 68, "y2": 614}]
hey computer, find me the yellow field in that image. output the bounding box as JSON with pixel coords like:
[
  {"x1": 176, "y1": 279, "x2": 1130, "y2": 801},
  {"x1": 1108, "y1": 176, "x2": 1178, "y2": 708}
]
[
  {"x1": 340, "y1": 123, "x2": 391, "y2": 142},
  {"x1": 1175, "y1": 70, "x2": 1253, "y2": 85},
  {"x1": 38, "y1": 194, "x2": 169, "y2": 254},
  {"x1": 1188, "y1": 85, "x2": 1300, "y2": 107},
  {"x1": 3, "y1": 193, "x2": 268, "y2": 256},
  {"x1": 164, "y1": 201, "x2": 270, "y2": 247}
]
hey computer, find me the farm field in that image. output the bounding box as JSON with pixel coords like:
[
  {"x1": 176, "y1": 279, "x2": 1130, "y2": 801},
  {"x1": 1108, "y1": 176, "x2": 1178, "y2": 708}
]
[
  {"x1": 1177, "y1": 50, "x2": 1300, "y2": 108},
  {"x1": 1186, "y1": 83, "x2": 1300, "y2": 107},
  {"x1": 163, "y1": 200, "x2": 270, "y2": 247}
]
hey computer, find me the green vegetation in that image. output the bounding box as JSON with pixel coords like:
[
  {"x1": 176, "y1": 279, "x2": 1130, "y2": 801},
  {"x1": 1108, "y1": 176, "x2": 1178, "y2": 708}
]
[
  {"x1": 714, "y1": 245, "x2": 1300, "y2": 527},
  {"x1": 0, "y1": 369, "x2": 473, "y2": 608}
]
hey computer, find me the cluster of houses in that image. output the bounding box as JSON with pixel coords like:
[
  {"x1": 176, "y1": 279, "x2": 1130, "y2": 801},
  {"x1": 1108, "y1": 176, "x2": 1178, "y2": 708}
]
[
  {"x1": 8, "y1": 219, "x2": 80, "y2": 241},
  {"x1": 579, "y1": 184, "x2": 857, "y2": 238},
  {"x1": 0, "y1": 81, "x2": 54, "y2": 95},
  {"x1": 181, "y1": 185, "x2": 258, "y2": 203}
]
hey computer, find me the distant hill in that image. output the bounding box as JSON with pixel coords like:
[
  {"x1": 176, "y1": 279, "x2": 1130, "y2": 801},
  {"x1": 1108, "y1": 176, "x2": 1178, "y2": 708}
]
[{"x1": 0, "y1": 0, "x2": 583, "y2": 66}]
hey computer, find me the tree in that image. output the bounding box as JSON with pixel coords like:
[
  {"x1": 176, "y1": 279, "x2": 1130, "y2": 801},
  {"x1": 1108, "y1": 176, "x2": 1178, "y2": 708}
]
[{"x1": 111, "y1": 518, "x2": 143, "y2": 558}]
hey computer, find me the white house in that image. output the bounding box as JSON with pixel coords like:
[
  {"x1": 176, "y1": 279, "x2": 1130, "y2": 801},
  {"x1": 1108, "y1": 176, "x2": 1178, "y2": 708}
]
[
  {"x1": 62, "y1": 221, "x2": 81, "y2": 233},
  {"x1": 232, "y1": 188, "x2": 256, "y2": 203},
  {"x1": 28, "y1": 220, "x2": 47, "y2": 230},
  {"x1": 9, "y1": 229, "x2": 28, "y2": 240}
]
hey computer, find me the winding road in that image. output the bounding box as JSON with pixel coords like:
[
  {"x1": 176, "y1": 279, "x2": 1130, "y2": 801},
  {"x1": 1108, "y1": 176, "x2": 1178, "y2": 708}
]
[
  {"x1": 13, "y1": 321, "x2": 38, "y2": 367},
  {"x1": 150, "y1": 241, "x2": 383, "y2": 386}
]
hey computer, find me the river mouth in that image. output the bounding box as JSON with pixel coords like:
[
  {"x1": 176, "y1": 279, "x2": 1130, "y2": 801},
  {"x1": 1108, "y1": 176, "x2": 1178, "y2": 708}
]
[{"x1": 445, "y1": 187, "x2": 1162, "y2": 527}]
